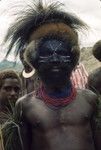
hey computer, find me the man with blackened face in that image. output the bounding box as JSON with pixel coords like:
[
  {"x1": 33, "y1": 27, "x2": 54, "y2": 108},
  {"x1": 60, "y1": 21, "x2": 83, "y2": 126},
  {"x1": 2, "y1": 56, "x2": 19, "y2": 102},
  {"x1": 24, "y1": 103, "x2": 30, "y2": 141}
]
[
  {"x1": 24, "y1": 25, "x2": 80, "y2": 98},
  {"x1": 2, "y1": 1, "x2": 101, "y2": 150},
  {"x1": 37, "y1": 38, "x2": 73, "y2": 87},
  {"x1": 26, "y1": 34, "x2": 79, "y2": 91}
]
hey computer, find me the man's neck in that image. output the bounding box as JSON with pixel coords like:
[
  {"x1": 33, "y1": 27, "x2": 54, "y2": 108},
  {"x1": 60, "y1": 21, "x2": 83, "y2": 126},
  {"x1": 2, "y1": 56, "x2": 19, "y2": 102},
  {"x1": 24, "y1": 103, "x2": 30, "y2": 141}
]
[
  {"x1": 36, "y1": 80, "x2": 76, "y2": 108},
  {"x1": 42, "y1": 80, "x2": 72, "y2": 98}
]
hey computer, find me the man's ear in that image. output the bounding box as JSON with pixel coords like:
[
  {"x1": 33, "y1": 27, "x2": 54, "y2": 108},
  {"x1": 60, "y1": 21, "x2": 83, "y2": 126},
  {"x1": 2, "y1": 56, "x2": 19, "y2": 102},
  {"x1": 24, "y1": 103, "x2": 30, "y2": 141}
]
[
  {"x1": 22, "y1": 69, "x2": 35, "y2": 78},
  {"x1": 19, "y1": 48, "x2": 26, "y2": 63},
  {"x1": 24, "y1": 41, "x2": 39, "y2": 69},
  {"x1": 19, "y1": 46, "x2": 35, "y2": 78}
]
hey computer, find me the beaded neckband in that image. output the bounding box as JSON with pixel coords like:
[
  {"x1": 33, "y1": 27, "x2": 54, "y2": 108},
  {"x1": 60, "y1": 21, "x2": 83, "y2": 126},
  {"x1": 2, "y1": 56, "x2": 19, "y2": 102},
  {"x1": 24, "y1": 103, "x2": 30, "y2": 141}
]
[{"x1": 36, "y1": 83, "x2": 77, "y2": 108}]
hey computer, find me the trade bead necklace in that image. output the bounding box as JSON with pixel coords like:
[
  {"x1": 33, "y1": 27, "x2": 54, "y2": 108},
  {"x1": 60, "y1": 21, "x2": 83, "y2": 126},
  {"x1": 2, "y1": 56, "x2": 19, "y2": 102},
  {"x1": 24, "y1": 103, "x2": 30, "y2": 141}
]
[{"x1": 36, "y1": 83, "x2": 77, "y2": 108}]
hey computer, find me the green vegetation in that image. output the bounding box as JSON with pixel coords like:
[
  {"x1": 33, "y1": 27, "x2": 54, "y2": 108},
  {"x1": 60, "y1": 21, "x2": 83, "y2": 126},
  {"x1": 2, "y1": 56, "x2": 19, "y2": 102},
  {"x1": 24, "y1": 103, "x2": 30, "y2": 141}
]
[{"x1": 0, "y1": 60, "x2": 23, "y2": 72}]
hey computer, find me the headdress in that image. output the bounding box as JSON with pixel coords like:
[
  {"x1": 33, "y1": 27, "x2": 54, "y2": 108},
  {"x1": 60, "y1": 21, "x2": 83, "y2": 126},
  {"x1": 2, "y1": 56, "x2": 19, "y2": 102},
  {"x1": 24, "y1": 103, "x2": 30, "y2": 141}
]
[{"x1": 4, "y1": 0, "x2": 88, "y2": 77}]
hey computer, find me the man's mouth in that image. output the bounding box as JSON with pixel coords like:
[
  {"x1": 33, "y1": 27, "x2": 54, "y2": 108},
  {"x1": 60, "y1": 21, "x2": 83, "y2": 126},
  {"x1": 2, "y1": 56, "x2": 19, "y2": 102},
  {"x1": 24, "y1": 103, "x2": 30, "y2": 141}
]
[{"x1": 51, "y1": 66, "x2": 61, "y2": 72}]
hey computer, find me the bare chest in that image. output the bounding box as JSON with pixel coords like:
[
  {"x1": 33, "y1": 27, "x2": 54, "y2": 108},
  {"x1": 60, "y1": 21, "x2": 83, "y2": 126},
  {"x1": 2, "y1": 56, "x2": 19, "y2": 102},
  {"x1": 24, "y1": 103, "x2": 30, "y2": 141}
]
[{"x1": 25, "y1": 95, "x2": 94, "y2": 129}]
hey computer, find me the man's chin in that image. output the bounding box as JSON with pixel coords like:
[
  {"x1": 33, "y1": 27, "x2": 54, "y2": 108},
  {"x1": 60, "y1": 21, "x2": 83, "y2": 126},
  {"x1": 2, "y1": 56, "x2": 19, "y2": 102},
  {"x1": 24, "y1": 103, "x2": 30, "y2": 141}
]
[
  {"x1": 44, "y1": 77, "x2": 68, "y2": 88},
  {"x1": 39, "y1": 69, "x2": 71, "y2": 87}
]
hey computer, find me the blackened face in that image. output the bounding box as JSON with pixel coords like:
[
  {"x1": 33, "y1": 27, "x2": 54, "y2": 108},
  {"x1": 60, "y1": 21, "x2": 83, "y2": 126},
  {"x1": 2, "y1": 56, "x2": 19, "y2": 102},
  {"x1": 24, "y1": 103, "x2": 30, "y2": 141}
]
[{"x1": 34, "y1": 38, "x2": 74, "y2": 88}]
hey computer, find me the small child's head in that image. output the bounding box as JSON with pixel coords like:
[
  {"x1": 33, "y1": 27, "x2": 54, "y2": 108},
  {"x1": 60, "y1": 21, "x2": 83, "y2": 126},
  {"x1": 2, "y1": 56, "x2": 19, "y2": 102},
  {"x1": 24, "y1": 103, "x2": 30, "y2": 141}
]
[{"x1": 92, "y1": 40, "x2": 101, "y2": 61}]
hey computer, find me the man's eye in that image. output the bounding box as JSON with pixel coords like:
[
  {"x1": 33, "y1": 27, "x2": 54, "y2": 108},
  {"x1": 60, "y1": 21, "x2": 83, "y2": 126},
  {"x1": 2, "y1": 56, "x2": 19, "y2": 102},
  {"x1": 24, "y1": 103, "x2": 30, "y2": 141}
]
[
  {"x1": 39, "y1": 50, "x2": 53, "y2": 56},
  {"x1": 4, "y1": 87, "x2": 11, "y2": 91},
  {"x1": 14, "y1": 87, "x2": 20, "y2": 93}
]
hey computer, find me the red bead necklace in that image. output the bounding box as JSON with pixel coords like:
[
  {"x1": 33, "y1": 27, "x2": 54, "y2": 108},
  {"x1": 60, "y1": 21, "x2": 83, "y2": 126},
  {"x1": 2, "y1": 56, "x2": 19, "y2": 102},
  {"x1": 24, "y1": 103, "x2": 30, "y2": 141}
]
[{"x1": 36, "y1": 84, "x2": 77, "y2": 108}]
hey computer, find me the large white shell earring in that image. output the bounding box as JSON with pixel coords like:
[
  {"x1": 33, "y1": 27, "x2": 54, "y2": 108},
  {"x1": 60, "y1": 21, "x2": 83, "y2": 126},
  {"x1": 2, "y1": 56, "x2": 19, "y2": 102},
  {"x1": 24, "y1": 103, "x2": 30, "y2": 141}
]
[{"x1": 22, "y1": 69, "x2": 35, "y2": 78}]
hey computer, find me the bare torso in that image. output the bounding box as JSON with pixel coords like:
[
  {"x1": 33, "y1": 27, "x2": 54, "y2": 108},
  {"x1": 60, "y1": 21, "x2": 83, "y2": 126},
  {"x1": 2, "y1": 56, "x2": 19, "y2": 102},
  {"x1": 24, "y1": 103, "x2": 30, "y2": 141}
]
[{"x1": 19, "y1": 89, "x2": 97, "y2": 150}]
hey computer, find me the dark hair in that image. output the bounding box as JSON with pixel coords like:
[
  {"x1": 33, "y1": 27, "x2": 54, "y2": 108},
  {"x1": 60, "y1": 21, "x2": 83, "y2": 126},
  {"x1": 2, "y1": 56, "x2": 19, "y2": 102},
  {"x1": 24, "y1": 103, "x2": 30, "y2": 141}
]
[
  {"x1": 0, "y1": 70, "x2": 22, "y2": 88},
  {"x1": 4, "y1": 0, "x2": 87, "y2": 58},
  {"x1": 92, "y1": 40, "x2": 101, "y2": 61}
]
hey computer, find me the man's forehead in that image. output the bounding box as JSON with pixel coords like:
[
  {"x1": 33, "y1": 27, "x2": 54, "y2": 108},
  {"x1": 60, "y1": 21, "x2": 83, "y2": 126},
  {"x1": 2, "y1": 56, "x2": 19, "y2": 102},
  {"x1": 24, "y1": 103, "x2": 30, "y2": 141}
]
[
  {"x1": 38, "y1": 39, "x2": 67, "y2": 49},
  {"x1": 3, "y1": 78, "x2": 20, "y2": 86}
]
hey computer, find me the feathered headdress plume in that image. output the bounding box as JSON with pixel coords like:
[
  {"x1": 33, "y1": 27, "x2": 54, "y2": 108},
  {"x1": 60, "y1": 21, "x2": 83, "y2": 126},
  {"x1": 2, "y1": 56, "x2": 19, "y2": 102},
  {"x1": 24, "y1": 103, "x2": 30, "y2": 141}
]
[{"x1": 4, "y1": 0, "x2": 87, "y2": 58}]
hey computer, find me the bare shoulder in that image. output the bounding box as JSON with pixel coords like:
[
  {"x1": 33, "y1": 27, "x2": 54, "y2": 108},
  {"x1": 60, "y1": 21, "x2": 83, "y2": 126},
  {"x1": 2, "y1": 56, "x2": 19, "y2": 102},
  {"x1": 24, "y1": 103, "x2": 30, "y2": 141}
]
[
  {"x1": 88, "y1": 67, "x2": 101, "y2": 82},
  {"x1": 15, "y1": 91, "x2": 36, "y2": 109},
  {"x1": 77, "y1": 89, "x2": 98, "y2": 106}
]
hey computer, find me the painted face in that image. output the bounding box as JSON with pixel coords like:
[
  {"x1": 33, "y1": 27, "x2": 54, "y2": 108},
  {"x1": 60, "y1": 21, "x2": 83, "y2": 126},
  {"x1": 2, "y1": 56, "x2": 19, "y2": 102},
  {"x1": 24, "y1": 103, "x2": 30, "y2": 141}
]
[
  {"x1": 0, "y1": 78, "x2": 21, "y2": 109},
  {"x1": 35, "y1": 38, "x2": 74, "y2": 88},
  {"x1": 38, "y1": 40, "x2": 71, "y2": 63}
]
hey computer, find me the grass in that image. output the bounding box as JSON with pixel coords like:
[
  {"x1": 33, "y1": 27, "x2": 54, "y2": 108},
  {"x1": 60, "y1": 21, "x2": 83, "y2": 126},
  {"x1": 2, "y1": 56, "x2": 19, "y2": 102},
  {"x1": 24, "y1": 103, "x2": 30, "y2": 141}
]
[{"x1": 0, "y1": 125, "x2": 5, "y2": 150}]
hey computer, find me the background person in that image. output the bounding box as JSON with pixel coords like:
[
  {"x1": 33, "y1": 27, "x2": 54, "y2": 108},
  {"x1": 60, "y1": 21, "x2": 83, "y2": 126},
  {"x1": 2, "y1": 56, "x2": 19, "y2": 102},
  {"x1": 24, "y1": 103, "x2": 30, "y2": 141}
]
[
  {"x1": 88, "y1": 40, "x2": 101, "y2": 94},
  {"x1": 0, "y1": 69, "x2": 22, "y2": 123}
]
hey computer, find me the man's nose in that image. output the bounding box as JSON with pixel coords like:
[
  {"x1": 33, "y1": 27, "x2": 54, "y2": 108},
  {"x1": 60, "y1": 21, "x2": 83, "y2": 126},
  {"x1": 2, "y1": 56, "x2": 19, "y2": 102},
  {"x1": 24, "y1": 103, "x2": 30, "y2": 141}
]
[
  {"x1": 50, "y1": 52, "x2": 60, "y2": 63},
  {"x1": 10, "y1": 89, "x2": 16, "y2": 96}
]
